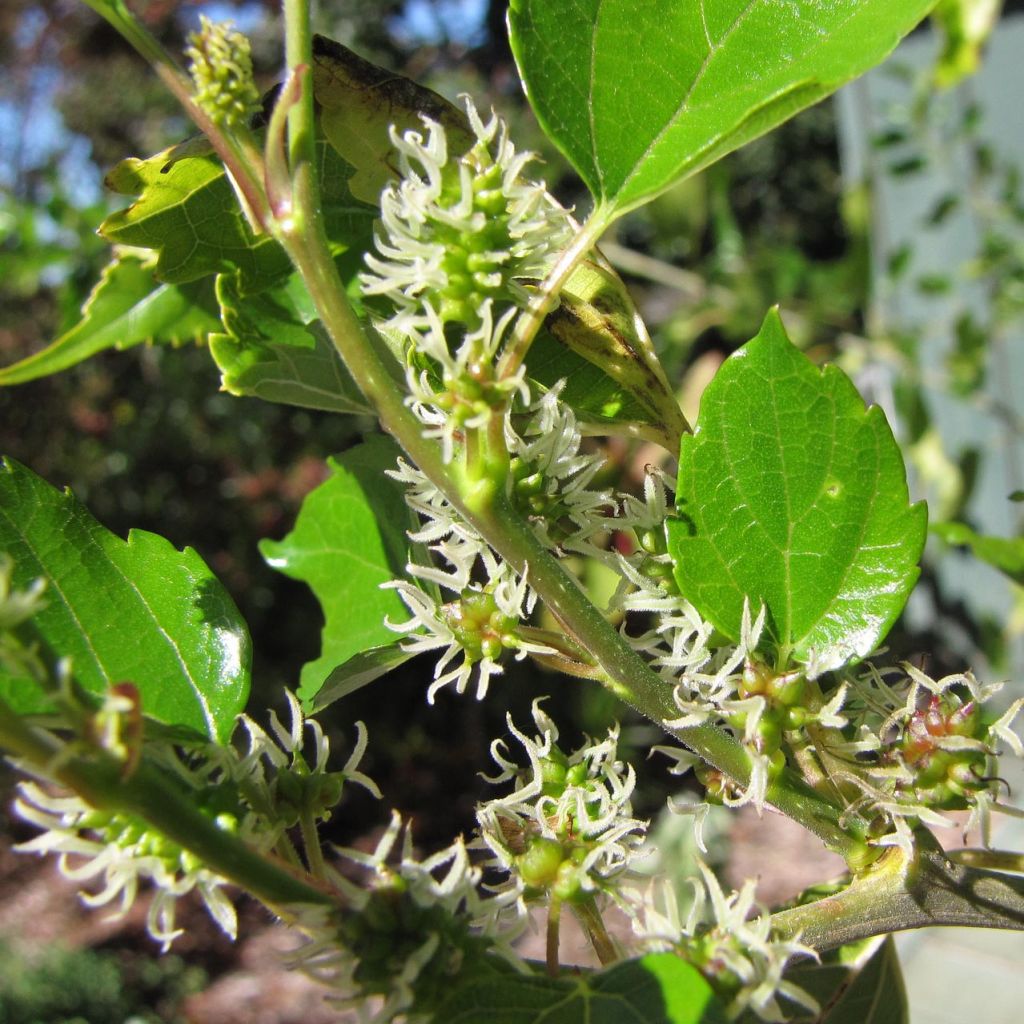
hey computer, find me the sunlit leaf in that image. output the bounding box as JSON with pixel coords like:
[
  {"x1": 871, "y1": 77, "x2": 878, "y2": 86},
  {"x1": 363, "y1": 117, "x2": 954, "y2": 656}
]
[
  {"x1": 430, "y1": 953, "x2": 728, "y2": 1024},
  {"x1": 0, "y1": 459, "x2": 250, "y2": 741},
  {"x1": 0, "y1": 254, "x2": 220, "y2": 385},
  {"x1": 211, "y1": 269, "x2": 371, "y2": 414},
  {"x1": 666, "y1": 309, "x2": 927, "y2": 672},
  {"x1": 509, "y1": 0, "x2": 934, "y2": 218},
  {"x1": 259, "y1": 437, "x2": 411, "y2": 699},
  {"x1": 101, "y1": 139, "x2": 375, "y2": 290},
  {"x1": 528, "y1": 257, "x2": 688, "y2": 451}
]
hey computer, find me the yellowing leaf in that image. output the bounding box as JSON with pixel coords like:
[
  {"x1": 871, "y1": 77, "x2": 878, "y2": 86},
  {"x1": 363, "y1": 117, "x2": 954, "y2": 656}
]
[{"x1": 312, "y1": 35, "x2": 475, "y2": 203}]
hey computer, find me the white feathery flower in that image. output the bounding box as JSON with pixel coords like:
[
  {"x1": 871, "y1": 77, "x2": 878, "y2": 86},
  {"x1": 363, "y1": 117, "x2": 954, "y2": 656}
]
[
  {"x1": 631, "y1": 862, "x2": 818, "y2": 1022},
  {"x1": 287, "y1": 812, "x2": 527, "y2": 1023},
  {"x1": 476, "y1": 701, "x2": 648, "y2": 905},
  {"x1": 361, "y1": 98, "x2": 572, "y2": 323},
  {"x1": 506, "y1": 384, "x2": 617, "y2": 552},
  {"x1": 833, "y1": 660, "x2": 1024, "y2": 843},
  {"x1": 361, "y1": 94, "x2": 573, "y2": 447},
  {"x1": 387, "y1": 457, "x2": 484, "y2": 551},
  {"x1": 662, "y1": 601, "x2": 765, "y2": 730},
  {"x1": 15, "y1": 781, "x2": 237, "y2": 951},
  {"x1": 12, "y1": 690, "x2": 380, "y2": 952},
  {"x1": 234, "y1": 691, "x2": 381, "y2": 817},
  {"x1": 385, "y1": 563, "x2": 554, "y2": 703}
]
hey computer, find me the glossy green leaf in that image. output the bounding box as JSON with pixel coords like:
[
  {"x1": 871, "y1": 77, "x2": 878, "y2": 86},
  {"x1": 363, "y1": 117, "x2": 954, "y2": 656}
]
[
  {"x1": 666, "y1": 309, "x2": 927, "y2": 672},
  {"x1": 308, "y1": 641, "x2": 414, "y2": 712},
  {"x1": 100, "y1": 140, "x2": 375, "y2": 290},
  {"x1": 527, "y1": 257, "x2": 688, "y2": 452},
  {"x1": 211, "y1": 269, "x2": 371, "y2": 415},
  {"x1": 509, "y1": 0, "x2": 934, "y2": 218},
  {"x1": 260, "y1": 437, "x2": 411, "y2": 699},
  {"x1": 931, "y1": 521, "x2": 1024, "y2": 585},
  {"x1": 0, "y1": 459, "x2": 250, "y2": 742},
  {"x1": 0, "y1": 254, "x2": 220, "y2": 385},
  {"x1": 431, "y1": 953, "x2": 728, "y2": 1024}
]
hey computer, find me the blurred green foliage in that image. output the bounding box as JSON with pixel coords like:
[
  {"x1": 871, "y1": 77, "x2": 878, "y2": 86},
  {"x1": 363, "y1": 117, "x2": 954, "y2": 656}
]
[{"x1": 0, "y1": 940, "x2": 206, "y2": 1024}]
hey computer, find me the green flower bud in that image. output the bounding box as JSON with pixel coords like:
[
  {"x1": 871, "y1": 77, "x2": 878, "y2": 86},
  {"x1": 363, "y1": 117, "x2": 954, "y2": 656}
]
[
  {"x1": 518, "y1": 835, "x2": 566, "y2": 889},
  {"x1": 186, "y1": 16, "x2": 260, "y2": 130}
]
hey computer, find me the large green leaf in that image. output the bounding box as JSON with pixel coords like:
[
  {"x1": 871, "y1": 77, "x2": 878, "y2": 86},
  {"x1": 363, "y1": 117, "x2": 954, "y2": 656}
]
[
  {"x1": 259, "y1": 437, "x2": 411, "y2": 702},
  {"x1": 0, "y1": 254, "x2": 220, "y2": 385},
  {"x1": 431, "y1": 953, "x2": 728, "y2": 1024},
  {"x1": 211, "y1": 269, "x2": 371, "y2": 415},
  {"x1": 509, "y1": 0, "x2": 935, "y2": 218},
  {"x1": 666, "y1": 309, "x2": 927, "y2": 672},
  {"x1": 931, "y1": 521, "x2": 1024, "y2": 586},
  {"x1": 0, "y1": 459, "x2": 250, "y2": 742},
  {"x1": 101, "y1": 139, "x2": 376, "y2": 291}
]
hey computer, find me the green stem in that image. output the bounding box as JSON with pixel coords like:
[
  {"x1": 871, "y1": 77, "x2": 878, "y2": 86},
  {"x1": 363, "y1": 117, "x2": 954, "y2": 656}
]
[
  {"x1": 0, "y1": 700, "x2": 331, "y2": 910},
  {"x1": 283, "y1": 0, "x2": 316, "y2": 211},
  {"x1": 81, "y1": 0, "x2": 174, "y2": 70},
  {"x1": 546, "y1": 895, "x2": 562, "y2": 977},
  {"x1": 949, "y1": 848, "x2": 1024, "y2": 873},
  {"x1": 771, "y1": 838, "x2": 1024, "y2": 952},
  {"x1": 300, "y1": 806, "x2": 328, "y2": 881}
]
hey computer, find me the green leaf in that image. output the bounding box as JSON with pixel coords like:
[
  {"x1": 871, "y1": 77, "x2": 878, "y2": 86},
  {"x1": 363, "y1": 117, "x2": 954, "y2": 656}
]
[
  {"x1": 312, "y1": 34, "x2": 475, "y2": 204},
  {"x1": 527, "y1": 258, "x2": 688, "y2": 451},
  {"x1": 666, "y1": 309, "x2": 927, "y2": 672},
  {"x1": 100, "y1": 139, "x2": 375, "y2": 290},
  {"x1": 931, "y1": 521, "x2": 1024, "y2": 585},
  {"x1": 509, "y1": 0, "x2": 934, "y2": 218},
  {"x1": 0, "y1": 459, "x2": 250, "y2": 742},
  {"x1": 0, "y1": 254, "x2": 220, "y2": 385},
  {"x1": 211, "y1": 269, "x2": 371, "y2": 415},
  {"x1": 308, "y1": 641, "x2": 414, "y2": 712},
  {"x1": 431, "y1": 953, "x2": 728, "y2": 1024},
  {"x1": 819, "y1": 937, "x2": 907, "y2": 1024},
  {"x1": 259, "y1": 436, "x2": 411, "y2": 701}
]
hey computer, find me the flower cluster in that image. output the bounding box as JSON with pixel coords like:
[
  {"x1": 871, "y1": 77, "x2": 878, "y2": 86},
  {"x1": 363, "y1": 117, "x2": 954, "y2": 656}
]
[
  {"x1": 506, "y1": 385, "x2": 616, "y2": 552},
  {"x1": 386, "y1": 559, "x2": 553, "y2": 702},
  {"x1": 475, "y1": 701, "x2": 647, "y2": 910},
  {"x1": 14, "y1": 690, "x2": 377, "y2": 949},
  {"x1": 384, "y1": 384, "x2": 618, "y2": 703},
  {"x1": 362, "y1": 100, "x2": 571, "y2": 332},
  {"x1": 185, "y1": 16, "x2": 260, "y2": 129},
  {"x1": 362, "y1": 98, "x2": 573, "y2": 458},
  {"x1": 632, "y1": 863, "x2": 817, "y2": 1022},
  {"x1": 287, "y1": 812, "x2": 526, "y2": 1023},
  {"x1": 826, "y1": 663, "x2": 1024, "y2": 850},
  {"x1": 17, "y1": 777, "x2": 238, "y2": 950}
]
